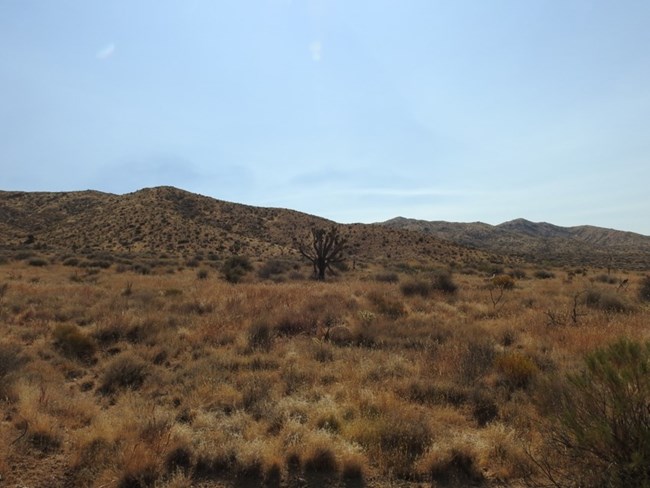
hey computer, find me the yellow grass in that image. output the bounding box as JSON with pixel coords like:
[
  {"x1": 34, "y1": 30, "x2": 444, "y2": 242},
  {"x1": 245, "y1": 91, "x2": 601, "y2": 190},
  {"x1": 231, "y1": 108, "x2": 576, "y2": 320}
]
[{"x1": 0, "y1": 257, "x2": 648, "y2": 486}]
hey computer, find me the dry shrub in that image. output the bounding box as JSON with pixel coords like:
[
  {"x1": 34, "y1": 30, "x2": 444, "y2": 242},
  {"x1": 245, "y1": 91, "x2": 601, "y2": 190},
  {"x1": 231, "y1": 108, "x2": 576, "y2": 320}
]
[
  {"x1": 428, "y1": 448, "x2": 485, "y2": 486},
  {"x1": 258, "y1": 258, "x2": 291, "y2": 279},
  {"x1": 495, "y1": 352, "x2": 538, "y2": 390},
  {"x1": 471, "y1": 389, "x2": 499, "y2": 427},
  {"x1": 171, "y1": 300, "x2": 214, "y2": 315},
  {"x1": 638, "y1": 275, "x2": 650, "y2": 302},
  {"x1": 68, "y1": 437, "x2": 117, "y2": 486},
  {"x1": 52, "y1": 324, "x2": 96, "y2": 363},
  {"x1": 534, "y1": 270, "x2": 555, "y2": 279},
  {"x1": 99, "y1": 352, "x2": 149, "y2": 395},
  {"x1": 432, "y1": 270, "x2": 458, "y2": 294},
  {"x1": 491, "y1": 274, "x2": 515, "y2": 290},
  {"x1": 349, "y1": 409, "x2": 431, "y2": 478},
  {"x1": 28, "y1": 424, "x2": 62, "y2": 453},
  {"x1": 401, "y1": 279, "x2": 432, "y2": 297},
  {"x1": 374, "y1": 272, "x2": 399, "y2": 283},
  {"x1": 406, "y1": 380, "x2": 468, "y2": 407},
  {"x1": 458, "y1": 338, "x2": 496, "y2": 383},
  {"x1": 274, "y1": 313, "x2": 314, "y2": 337},
  {"x1": 303, "y1": 445, "x2": 338, "y2": 474},
  {"x1": 194, "y1": 452, "x2": 234, "y2": 480},
  {"x1": 247, "y1": 321, "x2": 273, "y2": 352},
  {"x1": 0, "y1": 342, "x2": 26, "y2": 400},
  {"x1": 367, "y1": 291, "x2": 406, "y2": 319},
  {"x1": 595, "y1": 273, "x2": 618, "y2": 284},
  {"x1": 341, "y1": 457, "x2": 365, "y2": 485},
  {"x1": 584, "y1": 288, "x2": 636, "y2": 313}
]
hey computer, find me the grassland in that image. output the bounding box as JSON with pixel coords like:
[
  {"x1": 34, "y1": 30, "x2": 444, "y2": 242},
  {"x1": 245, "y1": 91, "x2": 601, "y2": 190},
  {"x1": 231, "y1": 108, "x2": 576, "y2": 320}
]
[{"x1": 0, "y1": 250, "x2": 648, "y2": 487}]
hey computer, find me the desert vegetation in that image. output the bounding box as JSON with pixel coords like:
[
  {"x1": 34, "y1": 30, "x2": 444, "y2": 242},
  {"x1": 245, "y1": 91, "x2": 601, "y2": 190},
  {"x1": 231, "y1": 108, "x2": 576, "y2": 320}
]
[{"x1": 0, "y1": 248, "x2": 648, "y2": 487}]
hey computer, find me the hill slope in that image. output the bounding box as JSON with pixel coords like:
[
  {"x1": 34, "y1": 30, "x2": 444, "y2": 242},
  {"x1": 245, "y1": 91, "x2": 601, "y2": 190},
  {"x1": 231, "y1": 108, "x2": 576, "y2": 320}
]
[
  {"x1": 381, "y1": 217, "x2": 650, "y2": 269},
  {"x1": 0, "y1": 187, "x2": 492, "y2": 268}
]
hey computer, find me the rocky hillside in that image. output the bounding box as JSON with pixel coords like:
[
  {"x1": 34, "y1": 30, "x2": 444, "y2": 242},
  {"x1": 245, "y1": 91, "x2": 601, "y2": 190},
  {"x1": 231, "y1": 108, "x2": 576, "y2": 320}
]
[{"x1": 0, "y1": 187, "x2": 492, "y2": 268}]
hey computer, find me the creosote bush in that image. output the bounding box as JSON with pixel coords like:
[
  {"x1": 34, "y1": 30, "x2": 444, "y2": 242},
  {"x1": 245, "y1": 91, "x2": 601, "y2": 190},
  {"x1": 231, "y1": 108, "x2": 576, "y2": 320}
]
[{"x1": 541, "y1": 338, "x2": 650, "y2": 487}]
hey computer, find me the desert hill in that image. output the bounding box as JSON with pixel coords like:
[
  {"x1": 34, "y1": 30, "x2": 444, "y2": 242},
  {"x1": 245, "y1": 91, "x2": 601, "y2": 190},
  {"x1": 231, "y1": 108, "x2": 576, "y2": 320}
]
[
  {"x1": 0, "y1": 187, "x2": 492, "y2": 268},
  {"x1": 381, "y1": 217, "x2": 650, "y2": 270}
]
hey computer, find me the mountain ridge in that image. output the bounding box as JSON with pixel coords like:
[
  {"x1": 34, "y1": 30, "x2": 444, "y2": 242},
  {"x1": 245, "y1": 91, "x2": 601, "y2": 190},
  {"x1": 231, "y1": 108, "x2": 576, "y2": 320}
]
[
  {"x1": 380, "y1": 216, "x2": 650, "y2": 269},
  {"x1": 0, "y1": 186, "x2": 493, "y2": 268},
  {"x1": 2, "y1": 186, "x2": 647, "y2": 269}
]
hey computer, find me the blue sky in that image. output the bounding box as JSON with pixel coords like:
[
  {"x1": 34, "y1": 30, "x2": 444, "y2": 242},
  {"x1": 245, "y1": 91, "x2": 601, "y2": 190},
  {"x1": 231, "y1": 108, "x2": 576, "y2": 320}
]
[{"x1": 1, "y1": 1, "x2": 650, "y2": 234}]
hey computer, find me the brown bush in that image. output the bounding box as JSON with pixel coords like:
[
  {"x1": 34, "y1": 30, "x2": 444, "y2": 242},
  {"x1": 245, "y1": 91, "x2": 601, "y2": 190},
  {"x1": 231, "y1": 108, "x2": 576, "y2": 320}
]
[
  {"x1": 53, "y1": 324, "x2": 96, "y2": 363},
  {"x1": 495, "y1": 352, "x2": 537, "y2": 390},
  {"x1": 429, "y1": 449, "x2": 484, "y2": 486},
  {"x1": 99, "y1": 353, "x2": 148, "y2": 395}
]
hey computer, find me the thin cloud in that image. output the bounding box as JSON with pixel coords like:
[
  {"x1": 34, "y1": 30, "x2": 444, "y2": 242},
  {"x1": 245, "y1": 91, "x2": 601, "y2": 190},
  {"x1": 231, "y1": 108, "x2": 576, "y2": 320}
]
[
  {"x1": 96, "y1": 43, "x2": 116, "y2": 60},
  {"x1": 309, "y1": 41, "x2": 322, "y2": 62}
]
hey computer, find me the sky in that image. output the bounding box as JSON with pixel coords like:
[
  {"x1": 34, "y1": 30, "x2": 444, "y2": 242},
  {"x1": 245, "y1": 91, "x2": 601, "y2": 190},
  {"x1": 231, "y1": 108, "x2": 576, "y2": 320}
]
[{"x1": 1, "y1": 1, "x2": 650, "y2": 235}]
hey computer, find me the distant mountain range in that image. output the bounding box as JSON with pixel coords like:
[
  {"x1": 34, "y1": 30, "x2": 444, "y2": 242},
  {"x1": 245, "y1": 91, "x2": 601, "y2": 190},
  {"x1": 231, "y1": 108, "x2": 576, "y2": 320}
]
[
  {"x1": 379, "y1": 217, "x2": 650, "y2": 270},
  {"x1": 0, "y1": 187, "x2": 491, "y2": 268},
  {"x1": 1, "y1": 186, "x2": 647, "y2": 270}
]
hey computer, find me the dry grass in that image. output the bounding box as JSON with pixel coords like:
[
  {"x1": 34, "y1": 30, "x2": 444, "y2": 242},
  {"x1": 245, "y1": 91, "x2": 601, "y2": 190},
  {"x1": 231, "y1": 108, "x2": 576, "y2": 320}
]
[{"x1": 0, "y1": 258, "x2": 648, "y2": 486}]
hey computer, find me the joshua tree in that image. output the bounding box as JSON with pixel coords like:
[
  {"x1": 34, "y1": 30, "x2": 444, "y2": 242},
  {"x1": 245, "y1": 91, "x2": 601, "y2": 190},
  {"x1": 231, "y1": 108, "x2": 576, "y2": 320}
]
[{"x1": 295, "y1": 226, "x2": 347, "y2": 280}]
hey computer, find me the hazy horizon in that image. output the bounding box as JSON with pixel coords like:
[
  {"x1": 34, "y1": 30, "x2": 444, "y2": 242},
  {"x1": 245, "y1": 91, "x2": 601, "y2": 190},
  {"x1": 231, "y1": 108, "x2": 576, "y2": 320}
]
[{"x1": 2, "y1": 1, "x2": 649, "y2": 234}]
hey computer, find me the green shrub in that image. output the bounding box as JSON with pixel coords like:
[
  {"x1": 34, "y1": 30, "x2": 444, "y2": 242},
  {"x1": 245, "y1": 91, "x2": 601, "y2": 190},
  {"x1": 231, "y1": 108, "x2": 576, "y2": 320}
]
[
  {"x1": 28, "y1": 257, "x2": 48, "y2": 267},
  {"x1": 545, "y1": 339, "x2": 650, "y2": 487}
]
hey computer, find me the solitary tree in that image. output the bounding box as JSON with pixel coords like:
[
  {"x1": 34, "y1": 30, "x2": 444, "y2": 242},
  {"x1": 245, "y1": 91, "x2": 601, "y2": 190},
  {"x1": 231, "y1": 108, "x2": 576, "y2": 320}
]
[{"x1": 295, "y1": 226, "x2": 347, "y2": 280}]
